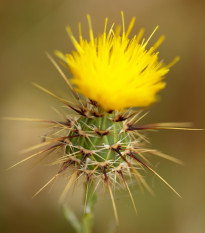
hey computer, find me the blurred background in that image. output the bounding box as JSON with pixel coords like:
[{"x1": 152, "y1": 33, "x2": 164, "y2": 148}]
[{"x1": 1, "y1": 0, "x2": 205, "y2": 232}]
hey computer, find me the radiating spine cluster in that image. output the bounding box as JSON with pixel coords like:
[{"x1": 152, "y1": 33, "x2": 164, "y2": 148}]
[{"x1": 13, "y1": 84, "x2": 183, "y2": 222}]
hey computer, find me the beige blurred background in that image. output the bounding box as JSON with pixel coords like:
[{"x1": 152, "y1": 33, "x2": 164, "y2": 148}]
[{"x1": 1, "y1": 0, "x2": 205, "y2": 232}]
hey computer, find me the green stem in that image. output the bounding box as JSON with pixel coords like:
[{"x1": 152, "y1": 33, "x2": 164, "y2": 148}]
[
  {"x1": 82, "y1": 180, "x2": 97, "y2": 233},
  {"x1": 62, "y1": 180, "x2": 97, "y2": 233}
]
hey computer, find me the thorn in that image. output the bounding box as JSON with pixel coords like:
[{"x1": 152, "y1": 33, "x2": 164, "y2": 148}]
[
  {"x1": 8, "y1": 143, "x2": 62, "y2": 169},
  {"x1": 32, "y1": 175, "x2": 58, "y2": 198},
  {"x1": 58, "y1": 160, "x2": 74, "y2": 174},
  {"x1": 59, "y1": 171, "x2": 78, "y2": 203},
  {"x1": 118, "y1": 170, "x2": 137, "y2": 215},
  {"x1": 102, "y1": 166, "x2": 108, "y2": 182},
  {"x1": 112, "y1": 114, "x2": 128, "y2": 122},
  {"x1": 32, "y1": 83, "x2": 86, "y2": 116},
  {"x1": 114, "y1": 148, "x2": 154, "y2": 195},
  {"x1": 107, "y1": 179, "x2": 119, "y2": 224},
  {"x1": 45, "y1": 52, "x2": 80, "y2": 102},
  {"x1": 92, "y1": 111, "x2": 105, "y2": 117},
  {"x1": 84, "y1": 175, "x2": 90, "y2": 214},
  {"x1": 94, "y1": 129, "x2": 110, "y2": 136},
  {"x1": 89, "y1": 99, "x2": 98, "y2": 106},
  {"x1": 128, "y1": 152, "x2": 182, "y2": 198},
  {"x1": 126, "y1": 122, "x2": 203, "y2": 131}
]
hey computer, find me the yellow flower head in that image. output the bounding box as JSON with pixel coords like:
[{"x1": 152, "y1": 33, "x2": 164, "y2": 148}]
[{"x1": 56, "y1": 12, "x2": 179, "y2": 111}]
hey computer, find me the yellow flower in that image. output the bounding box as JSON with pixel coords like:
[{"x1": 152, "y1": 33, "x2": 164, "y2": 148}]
[{"x1": 56, "y1": 12, "x2": 179, "y2": 111}]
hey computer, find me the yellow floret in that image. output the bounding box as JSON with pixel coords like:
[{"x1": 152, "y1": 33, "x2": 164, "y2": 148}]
[{"x1": 56, "y1": 12, "x2": 179, "y2": 111}]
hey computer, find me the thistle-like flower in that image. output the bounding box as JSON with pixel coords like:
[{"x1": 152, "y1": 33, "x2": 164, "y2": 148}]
[{"x1": 10, "y1": 12, "x2": 191, "y2": 223}]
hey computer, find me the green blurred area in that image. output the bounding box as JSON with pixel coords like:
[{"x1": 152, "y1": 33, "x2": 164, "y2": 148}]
[{"x1": 1, "y1": 0, "x2": 205, "y2": 232}]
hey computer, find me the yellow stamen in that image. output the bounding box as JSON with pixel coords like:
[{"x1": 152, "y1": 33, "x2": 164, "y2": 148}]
[
  {"x1": 167, "y1": 56, "x2": 180, "y2": 68},
  {"x1": 136, "y1": 28, "x2": 145, "y2": 43},
  {"x1": 78, "y1": 22, "x2": 83, "y2": 44},
  {"x1": 125, "y1": 16, "x2": 136, "y2": 37},
  {"x1": 152, "y1": 35, "x2": 165, "y2": 51},
  {"x1": 121, "y1": 11, "x2": 125, "y2": 38},
  {"x1": 66, "y1": 27, "x2": 83, "y2": 53},
  {"x1": 145, "y1": 25, "x2": 159, "y2": 45},
  {"x1": 103, "y1": 17, "x2": 108, "y2": 44},
  {"x1": 86, "y1": 14, "x2": 94, "y2": 45}
]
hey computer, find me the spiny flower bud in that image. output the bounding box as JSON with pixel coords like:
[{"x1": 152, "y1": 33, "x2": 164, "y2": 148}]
[{"x1": 10, "y1": 12, "x2": 195, "y2": 223}]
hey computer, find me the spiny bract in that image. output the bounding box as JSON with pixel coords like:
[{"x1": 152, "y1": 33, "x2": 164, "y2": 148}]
[{"x1": 10, "y1": 12, "x2": 186, "y2": 222}]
